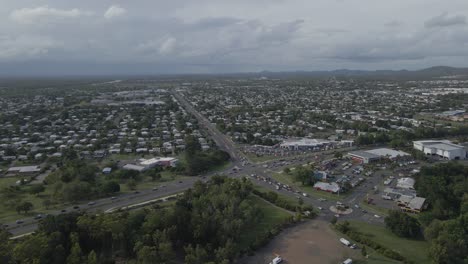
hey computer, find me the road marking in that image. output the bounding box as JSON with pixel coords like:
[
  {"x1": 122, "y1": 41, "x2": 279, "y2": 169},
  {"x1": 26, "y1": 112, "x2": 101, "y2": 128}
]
[{"x1": 10, "y1": 232, "x2": 35, "y2": 240}]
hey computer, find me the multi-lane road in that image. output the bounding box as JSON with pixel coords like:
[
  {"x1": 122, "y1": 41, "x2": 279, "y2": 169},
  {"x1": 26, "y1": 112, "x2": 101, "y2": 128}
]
[{"x1": 5, "y1": 91, "x2": 382, "y2": 237}]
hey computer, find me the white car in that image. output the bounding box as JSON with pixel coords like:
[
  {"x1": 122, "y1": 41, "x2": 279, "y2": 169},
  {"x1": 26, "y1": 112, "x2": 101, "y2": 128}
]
[{"x1": 374, "y1": 214, "x2": 381, "y2": 218}]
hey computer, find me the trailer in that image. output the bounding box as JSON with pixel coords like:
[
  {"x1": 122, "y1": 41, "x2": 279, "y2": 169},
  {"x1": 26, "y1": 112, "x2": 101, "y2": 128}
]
[
  {"x1": 340, "y1": 238, "x2": 351, "y2": 246},
  {"x1": 269, "y1": 256, "x2": 283, "y2": 264}
]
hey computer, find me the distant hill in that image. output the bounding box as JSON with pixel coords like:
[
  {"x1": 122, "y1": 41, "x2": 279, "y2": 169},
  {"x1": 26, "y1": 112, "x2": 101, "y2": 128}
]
[{"x1": 249, "y1": 66, "x2": 468, "y2": 79}]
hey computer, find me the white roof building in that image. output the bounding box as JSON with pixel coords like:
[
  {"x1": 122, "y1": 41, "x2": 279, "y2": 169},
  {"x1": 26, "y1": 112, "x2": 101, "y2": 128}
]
[
  {"x1": 313, "y1": 182, "x2": 341, "y2": 193},
  {"x1": 413, "y1": 140, "x2": 466, "y2": 160},
  {"x1": 7, "y1": 165, "x2": 41, "y2": 174},
  {"x1": 122, "y1": 164, "x2": 146, "y2": 172},
  {"x1": 280, "y1": 138, "x2": 332, "y2": 150},
  {"x1": 396, "y1": 177, "x2": 415, "y2": 189}
]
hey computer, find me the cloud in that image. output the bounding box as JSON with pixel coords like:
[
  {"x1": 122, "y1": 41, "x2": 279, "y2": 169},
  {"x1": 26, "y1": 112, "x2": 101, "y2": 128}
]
[
  {"x1": 0, "y1": 35, "x2": 60, "y2": 60},
  {"x1": 159, "y1": 37, "x2": 177, "y2": 55},
  {"x1": 10, "y1": 6, "x2": 88, "y2": 24},
  {"x1": 384, "y1": 20, "x2": 402, "y2": 27},
  {"x1": 104, "y1": 5, "x2": 127, "y2": 19},
  {"x1": 424, "y1": 13, "x2": 466, "y2": 28}
]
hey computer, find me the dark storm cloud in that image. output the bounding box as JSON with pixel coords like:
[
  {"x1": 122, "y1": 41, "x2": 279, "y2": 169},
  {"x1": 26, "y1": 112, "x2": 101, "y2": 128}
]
[{"x1": 424, "y1": 13, "x2": 466, "y2": 28}]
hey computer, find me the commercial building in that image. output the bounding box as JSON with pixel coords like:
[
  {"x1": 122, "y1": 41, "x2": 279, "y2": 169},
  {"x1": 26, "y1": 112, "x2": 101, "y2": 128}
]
[
  {"x1": 280, "y1": 138, "x2": 332, "y2": 150},
  {"x1": 348, "y1": 148, "x2": 410, "y2": 164},
  {"x1": 123, "y1": 157, "x2": 179, "y2": 172},
  {"x1": 122, "y1": 164, "x2": 146, "y2": 172},
  {"x1": 397, "y1": 196, "x2": 426, "y2": 213},
  {"x1": 396, "y1": 177, "x2": 415, "y2": 190},
  {"x1": 413, "y1": 140, "x2": 467, "y2": 160},
  {"x1": 348, "y1": 151, "x2": 381, "y2": 164},
  {"x1": 7, "y1": 165, "x2": 41, "y2": 175},
  {"x1": 313, "y1": 182, "x2": 341, "y2": 193},
  {"x1": 139, "y1": 157, "x2": 179, "y2": 168}
]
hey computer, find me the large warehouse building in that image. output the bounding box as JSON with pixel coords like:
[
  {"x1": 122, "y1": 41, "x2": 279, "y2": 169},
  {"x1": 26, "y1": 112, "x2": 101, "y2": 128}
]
[
  {"x1": 280, "y1": 138, "x2": 332, "y2": 150},
  {"x1": 413, "y1": 140, "x2": 467, "y2": 160},
  {"x1": 348, "y1": 148, "x2": 410, "y2": 164}
]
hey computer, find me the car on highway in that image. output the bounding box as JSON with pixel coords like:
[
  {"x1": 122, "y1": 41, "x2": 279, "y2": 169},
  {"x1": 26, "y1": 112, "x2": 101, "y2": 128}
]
[
  {"x1": 61, "y1": 209, "x2": 67, "y2": 213},
  {"x1": 134, "y1": 191, "x2": 140, "y2": 194},
  {"x1": 73, "y1": 205, "x2": 80, "y2": 210},
  {"x1": 88, "y1": 201, "x2": 96, "y2": 206},
  {"x1": 152, "y1": 187, "x2": 158, "y2": 191},
  {"x1": 15, "y1": 220, "x2": 24, "y2": 224},
  {"x1": 33, "y1": 214, "x2": 43, "y2": 220},
  {"x1": 111, "y1": 196, "x2": 116, "y2": 200}
]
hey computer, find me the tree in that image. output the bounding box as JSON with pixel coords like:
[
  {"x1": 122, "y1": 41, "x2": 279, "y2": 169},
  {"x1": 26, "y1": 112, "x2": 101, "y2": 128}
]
[
  {"x1": 292, "y1": 166, "x2": 314, "y2": 186},
  {"x1": 334, "y1": 152, "x2": 343, "y2": 159},
  {"x1": 361, "y1": 246, "x2": 367, "y2": 257},
  {"x1": 330, "y1": 215, "x2": 337, "y2": 225},
  {"x1": 100, "y1": 181, "x2": 120, "y2": 194},
  {"x1": 298, "y1": 197, "x2": 304, "y2": 206},
  {"x1": 29, "y1": 184, "x2": 45, "y2": 195},
  {"x1": 283, "y1": 167, "x2": 291, "y2": 174},
  {"x1": 151, "y1": 173, "x2": 162, "y2": 182},
  {"x1": 43, "y1": 199, "x2": 52, "y2": 210},
  {"x1": 127, "y1": 179, "x2": 137, "y2": 190},
  {"x1": 384, "y1": 210, "x2": 421, "y2": 238},
  {"x1": 16, "y1": 201, "x2": 33, "y2": 214},
  {"x1": 67, "y1": 233, "x2": 83, "y2": 264},
  {"x1": 87, "y1": 250, "x2": 97, "y2": 264}
]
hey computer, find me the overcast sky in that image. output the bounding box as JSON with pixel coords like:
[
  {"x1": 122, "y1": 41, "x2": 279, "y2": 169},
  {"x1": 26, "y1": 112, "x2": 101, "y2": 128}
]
[{"x1": 1, "y1": 0, "x2": 468, "y2": 75}]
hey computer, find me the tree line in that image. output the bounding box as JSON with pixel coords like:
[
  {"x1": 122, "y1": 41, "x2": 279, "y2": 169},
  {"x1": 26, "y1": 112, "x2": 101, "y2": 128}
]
[{"x1": 1, "y1": 176, "x2": 294, "y2": 264}]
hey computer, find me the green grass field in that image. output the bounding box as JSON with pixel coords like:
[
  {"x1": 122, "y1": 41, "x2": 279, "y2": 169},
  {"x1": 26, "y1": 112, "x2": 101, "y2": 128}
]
[
  {"x1": 347, "y1": 221, "x2": 431, "y2": 264},
  {"x1": 238, "y1": 195, "x2": 292, "y2": 250}
]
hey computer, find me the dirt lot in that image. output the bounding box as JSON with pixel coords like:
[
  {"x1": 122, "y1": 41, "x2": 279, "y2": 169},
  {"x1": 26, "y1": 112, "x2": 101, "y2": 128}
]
[{"x1": 244, "y1": 220, "x2": 360, "y2": 264}]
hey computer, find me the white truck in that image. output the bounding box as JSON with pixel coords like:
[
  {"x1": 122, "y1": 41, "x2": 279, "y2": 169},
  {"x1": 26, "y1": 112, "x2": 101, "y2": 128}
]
[
  {"x1": 342, "y1": 258, "x2": 353, "y2": 264},
  {"x1": 340, "y1": 238, "x2": 351, "y2": 247}
]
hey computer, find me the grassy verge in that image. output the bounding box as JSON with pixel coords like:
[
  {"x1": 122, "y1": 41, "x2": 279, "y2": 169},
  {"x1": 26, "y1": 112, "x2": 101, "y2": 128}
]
[
  {"x1": 359, "y1": 202, "x2": 391, "y2": 217},
  {"x1": 336, "y1": 221, "x2": 430, "y2": 264}
]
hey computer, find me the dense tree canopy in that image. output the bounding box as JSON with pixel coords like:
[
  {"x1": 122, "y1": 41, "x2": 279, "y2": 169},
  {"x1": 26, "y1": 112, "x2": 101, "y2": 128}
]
[
  {"x1": 415, "y1": 162, "x2": 468, "y2": 264},
  {"x1": 1, "y1": 177, "x2": 288, "y2": 264},
  {"x1": 384, "y1": 210, "x2": 421, "y2": 238}
]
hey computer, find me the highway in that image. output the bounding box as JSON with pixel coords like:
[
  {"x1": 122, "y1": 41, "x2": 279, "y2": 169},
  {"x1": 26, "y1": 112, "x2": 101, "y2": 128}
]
[{"x1": 5, "y1": 91, "x2": 382, "y2": 237}]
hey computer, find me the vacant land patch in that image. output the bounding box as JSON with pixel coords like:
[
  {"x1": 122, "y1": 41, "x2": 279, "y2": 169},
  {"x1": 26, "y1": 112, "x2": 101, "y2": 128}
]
[{"x1": 244, "y1": 220, "x2": 360, "y2": 264}]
